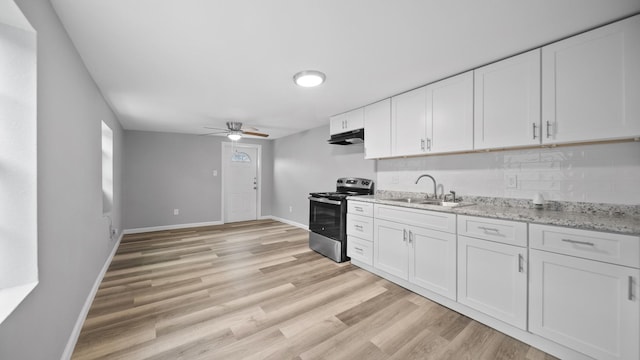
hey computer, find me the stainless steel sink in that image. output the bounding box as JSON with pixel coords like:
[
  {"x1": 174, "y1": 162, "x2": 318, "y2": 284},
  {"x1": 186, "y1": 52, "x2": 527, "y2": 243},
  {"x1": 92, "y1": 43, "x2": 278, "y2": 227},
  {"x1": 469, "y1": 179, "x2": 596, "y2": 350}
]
[{"x1": 383, "y1": 198, "x2": 473, "y2": 208}]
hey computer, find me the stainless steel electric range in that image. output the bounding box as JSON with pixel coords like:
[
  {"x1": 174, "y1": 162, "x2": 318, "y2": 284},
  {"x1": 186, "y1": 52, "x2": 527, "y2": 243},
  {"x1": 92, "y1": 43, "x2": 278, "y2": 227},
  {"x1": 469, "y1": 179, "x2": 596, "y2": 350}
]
[{"x1": 308, "y1": 177, "x2": 374, "y2": 262}]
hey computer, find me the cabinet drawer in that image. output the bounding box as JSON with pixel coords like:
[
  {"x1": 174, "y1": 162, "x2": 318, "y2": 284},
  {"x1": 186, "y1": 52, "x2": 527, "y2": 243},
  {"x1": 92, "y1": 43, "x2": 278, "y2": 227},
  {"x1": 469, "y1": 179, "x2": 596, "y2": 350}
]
[
  {"x1": 347, "y1": 237, "x2": 373, "y2": 265},
  {"x1": 347, "y1": 201, "x2": 373, "y2": 217},
  {"x1": 530, "y1": 224, "x2": 640, "y2": 268},
  {"x1": 457, "y1": 215, "x2": 527, "y2": 247},
  {"x1": 375, "y1": 204, "x2": 456, "y2": 233},
  {"x1": 347, "y1": 214, "x2": 373, "y2": 241}
]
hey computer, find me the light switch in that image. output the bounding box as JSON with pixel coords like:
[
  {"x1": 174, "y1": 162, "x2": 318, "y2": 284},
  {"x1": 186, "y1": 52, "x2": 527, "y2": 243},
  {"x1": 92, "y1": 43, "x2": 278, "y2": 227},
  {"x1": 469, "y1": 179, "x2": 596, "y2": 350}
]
[
  {"x1": 213, "y1": 170, "x2": 218, "y2": 176},
  {"x1": 506, "y1": 174, "x2": 518, "y2": 189}
]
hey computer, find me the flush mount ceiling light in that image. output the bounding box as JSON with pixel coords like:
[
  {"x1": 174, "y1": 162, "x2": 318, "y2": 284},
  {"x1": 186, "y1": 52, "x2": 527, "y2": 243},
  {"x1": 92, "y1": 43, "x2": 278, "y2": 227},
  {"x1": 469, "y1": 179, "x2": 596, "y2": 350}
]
[
  {"x1": 293, "y1": 70, "x2": 326, "y2": 87},
  {"x1": 227, "y1": 131, "x2": 242, "y2": 141}
]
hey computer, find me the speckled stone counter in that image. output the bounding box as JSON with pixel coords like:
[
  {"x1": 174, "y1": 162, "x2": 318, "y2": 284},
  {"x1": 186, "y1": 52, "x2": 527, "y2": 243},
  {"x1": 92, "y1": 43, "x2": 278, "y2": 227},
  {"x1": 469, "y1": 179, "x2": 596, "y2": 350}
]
[{"x1": 348, "y1": 193, "x2": 640, "y2": 236}]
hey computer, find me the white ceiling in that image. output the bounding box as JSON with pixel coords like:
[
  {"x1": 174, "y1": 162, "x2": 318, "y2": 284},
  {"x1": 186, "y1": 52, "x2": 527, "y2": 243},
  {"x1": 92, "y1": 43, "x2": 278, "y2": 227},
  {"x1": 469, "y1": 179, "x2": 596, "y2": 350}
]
[{"x1": 49, "y1": 0, "x2": 640, "y2": 139}]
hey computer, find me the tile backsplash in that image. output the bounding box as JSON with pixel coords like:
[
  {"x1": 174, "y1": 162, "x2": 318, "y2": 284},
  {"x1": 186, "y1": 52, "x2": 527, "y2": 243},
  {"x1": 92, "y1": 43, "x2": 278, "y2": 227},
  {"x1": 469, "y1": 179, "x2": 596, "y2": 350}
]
[{"x1": 376, "y1": 141, "x2": 640, "y2": 205}]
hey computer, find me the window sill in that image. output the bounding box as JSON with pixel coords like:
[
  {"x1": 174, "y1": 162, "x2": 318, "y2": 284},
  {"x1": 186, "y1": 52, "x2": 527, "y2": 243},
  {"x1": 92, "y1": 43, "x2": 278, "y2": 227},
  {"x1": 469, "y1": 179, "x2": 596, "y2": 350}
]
[{"x1": 0, "y1": 281, "x2": 38, "y2": 324}]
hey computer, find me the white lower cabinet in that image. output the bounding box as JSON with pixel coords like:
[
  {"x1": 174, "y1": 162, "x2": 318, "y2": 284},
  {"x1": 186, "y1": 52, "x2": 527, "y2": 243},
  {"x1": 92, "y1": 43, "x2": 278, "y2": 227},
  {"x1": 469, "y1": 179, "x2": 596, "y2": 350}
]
[
  {"x1": 374, "y1": 206, "x2": 457, "y2": 301},
  {"x1": 347, "y1": 200, "x2": 374, "y2": 266},
  {"x1": 374, "y1": 218, "x2": 409, "y2": 279},
  {"x1": 457, "y1": 235, "x2": 528, "y2": 330},
  {"x1": 530, "y1": 250, "x2": 640, "y2": 360},
  {"x1": 352, "y1": 202, "x2": 640, "y2": 360},
  {"x1": 409, "y1": 225, "x2": 457, "y2": 300}
]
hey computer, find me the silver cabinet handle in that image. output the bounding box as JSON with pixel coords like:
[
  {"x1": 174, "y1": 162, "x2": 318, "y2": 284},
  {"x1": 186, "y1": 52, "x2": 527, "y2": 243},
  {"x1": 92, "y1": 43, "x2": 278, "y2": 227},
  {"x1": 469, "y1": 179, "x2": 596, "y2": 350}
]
[
  {"x1": 478, "y1": 226, "x2": 499, "y2": 233},
  {"x1": 408, "y1": 230, "x2": 413, "y2": 245},
  {"x1": 354, "y1": 247, "x2": 363, "y2": 252},
  {"x1": 354, "y1": 206, "x2": 363, "y2": 212},
  {"x1": 403, "y1": 229, "x2": 407, "y2": 243},
  {"x1": 518, "y1": 254, "x2": 524, "y2": 273},
  {"x1": 426, "y1": 138, "x2": 432, "y2": 151},
  {"x1": 354, "y1": 224, "x2": 363, "y2": 231},
  {"x1": 561, "y1": 239, "x2": 595, "y2": 246},
  {"x1": 546, "y1": 121, "x2": 552, "y2": 138},
  {"x1": 420, "y1": 139, "x2": 425, "y2": 151},
  {"x1": 629, "y1": 276, "x2": 634, "y2": 301},
  {"x1": 532, "y1": 123, "x2": 538, "y2": 139}
]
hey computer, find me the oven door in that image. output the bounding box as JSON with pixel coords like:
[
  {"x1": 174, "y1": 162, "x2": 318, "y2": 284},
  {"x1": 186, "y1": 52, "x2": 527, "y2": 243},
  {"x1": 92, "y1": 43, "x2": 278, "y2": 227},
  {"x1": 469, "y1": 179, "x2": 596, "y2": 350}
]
[{"x1": 308, "y1": 196, "x2": 345, "y2": 241}]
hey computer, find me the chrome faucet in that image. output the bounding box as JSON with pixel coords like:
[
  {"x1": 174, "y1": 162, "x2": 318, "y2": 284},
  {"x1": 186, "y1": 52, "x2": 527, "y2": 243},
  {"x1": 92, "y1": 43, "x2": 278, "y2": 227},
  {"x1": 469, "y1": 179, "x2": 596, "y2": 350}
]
[{"x1": 415, "y1": 174, "x2": 438, "y2": 199}]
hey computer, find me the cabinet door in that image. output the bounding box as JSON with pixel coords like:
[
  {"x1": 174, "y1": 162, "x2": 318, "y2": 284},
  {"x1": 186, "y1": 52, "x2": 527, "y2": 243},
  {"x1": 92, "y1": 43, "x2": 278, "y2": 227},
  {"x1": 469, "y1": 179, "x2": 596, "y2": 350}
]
[
  {"x1": 364, "y1": 99, "x2": 391, "y2": 159},
  {"x1": 530, "y1": 249, "x2": 640, "y2": 360},
  {"x1": 344, "y1": 107, "x2": 364, "y2": 132},
  {"x1": 374, "y1": 219, "x2": 409, "y2": 280},
  {"x1": 474, "y1": 49, "x2": 541, "y2": 149},
  {"x1": 409, "y1": 226, "x2": 457, "y2": 300},
  {"x1": 391, "y1": 86, "x2": 427, "y2": 156},
  {"x1": 458, "y1": 235, "x2": 527, "y2": 330},
  {"x1": 329, "y1": 113, "x2": 346, "y2": 135},
  {"x1": 426, "y1": 71, "x2": 474, "y2": 153},
  {"x1": 542, "y1": 14, "x2": 640, "y2": 144}
]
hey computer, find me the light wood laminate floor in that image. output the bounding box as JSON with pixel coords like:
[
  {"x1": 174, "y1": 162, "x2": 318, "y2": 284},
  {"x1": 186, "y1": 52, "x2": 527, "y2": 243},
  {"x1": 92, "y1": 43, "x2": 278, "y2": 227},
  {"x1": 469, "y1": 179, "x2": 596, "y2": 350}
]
[{"x1": 72, "y1": 219, "x2": 557, "y2": 360}]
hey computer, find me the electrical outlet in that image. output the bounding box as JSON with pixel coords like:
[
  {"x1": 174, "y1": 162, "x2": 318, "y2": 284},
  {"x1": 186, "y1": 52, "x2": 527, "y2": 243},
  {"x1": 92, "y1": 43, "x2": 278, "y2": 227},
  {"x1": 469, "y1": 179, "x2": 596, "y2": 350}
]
[
  {"x1": 213, "y1": 170, "x2": 218, "y2": 176},
  {"x1": 173, "y1": 208, "x2": 179, "y2": 215},
  {"x1": 289, "y1": 206, "x2": 293, "y2": 213},
  {"x1": 506, "y1": 174, "x2": 518, "y2": 189}
]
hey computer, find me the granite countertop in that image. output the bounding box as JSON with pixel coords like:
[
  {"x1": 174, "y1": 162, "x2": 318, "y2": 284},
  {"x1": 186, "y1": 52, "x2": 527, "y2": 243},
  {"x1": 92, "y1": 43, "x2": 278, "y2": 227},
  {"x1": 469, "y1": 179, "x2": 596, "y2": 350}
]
[{"x1": 349, "y1": 194, "x2": 640, "y2": 236}]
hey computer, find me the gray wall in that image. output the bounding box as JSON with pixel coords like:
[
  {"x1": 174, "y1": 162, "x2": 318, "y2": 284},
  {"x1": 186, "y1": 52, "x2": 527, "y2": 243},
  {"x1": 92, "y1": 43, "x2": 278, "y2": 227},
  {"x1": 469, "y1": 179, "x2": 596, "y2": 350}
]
[
  {"x1": 272, "y1": 125, "x2": 377, "y2": 225},
  {"x1": 123, "y1": 130, "x2": 273, "y2": 230},
  {"x1": 0, "y1": 1, "x2": 124, "y2": 359}
]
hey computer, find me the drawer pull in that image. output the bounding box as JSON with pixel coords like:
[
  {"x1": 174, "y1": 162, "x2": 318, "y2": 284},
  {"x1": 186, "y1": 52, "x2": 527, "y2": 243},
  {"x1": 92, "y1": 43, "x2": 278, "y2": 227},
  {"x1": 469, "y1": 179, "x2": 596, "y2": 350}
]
[
  {"x1": 561, "y1": 239, "x2": 595, "y2": 247},
  {"x1": 630, "y1": 276, "x2": 634, "y2": 301},
  {"x1": 354, "y1": 247, "x2": 364, "y2": 252},
  {"x1": 408, "y1": 230, "x2": 414, "y2": 245},
  {"x1": 354, "y1": 224, "x2": 363, "y2": 231},
  {"x1": 355, "y1": 206, "x2": 363, "y2": 212},
  {"x1": 403, "y1": 229, "x2": 408, "y2": 243},
  {"x1": 478, "y1": 226, "x2": 500, "y2": 233}
]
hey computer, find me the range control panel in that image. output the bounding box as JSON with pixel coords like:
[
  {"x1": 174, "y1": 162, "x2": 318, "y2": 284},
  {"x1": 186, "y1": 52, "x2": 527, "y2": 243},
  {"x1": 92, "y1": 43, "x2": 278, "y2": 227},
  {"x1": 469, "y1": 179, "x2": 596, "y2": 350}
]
[{"x1": 336, "y1": 177, "x2": 374, "y2": 191}]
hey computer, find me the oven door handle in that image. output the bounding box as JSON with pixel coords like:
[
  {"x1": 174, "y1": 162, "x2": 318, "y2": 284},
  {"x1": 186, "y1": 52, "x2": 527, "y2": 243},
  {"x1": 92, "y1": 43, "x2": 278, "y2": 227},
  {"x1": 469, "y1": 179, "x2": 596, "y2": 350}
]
[{"x1": 308, "y1": 196, "x2": 342, "y2": 206}]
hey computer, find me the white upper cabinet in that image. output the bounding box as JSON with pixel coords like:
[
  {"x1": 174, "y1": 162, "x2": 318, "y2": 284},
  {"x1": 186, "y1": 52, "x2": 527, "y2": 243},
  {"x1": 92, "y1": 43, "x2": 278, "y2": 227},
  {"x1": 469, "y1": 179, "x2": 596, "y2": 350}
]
[
  {"x1": 391, "y1": 86, "x2": 427, "y2": 156},
  {"x1": 474, "y1": 50, "x2": 541, "y2": 149},
  {"x1": 364, "y1": 99, "x2": 391, "y2": 159},
  {"x1": 329, "y1": 107, "x2": 365, "y2": 135},
  {"x1": 542, "y1": 14, "x2": 640, "y2": 144},
  {"x1": 426, "y1": 71, "x2": 474, "y2": 153}
]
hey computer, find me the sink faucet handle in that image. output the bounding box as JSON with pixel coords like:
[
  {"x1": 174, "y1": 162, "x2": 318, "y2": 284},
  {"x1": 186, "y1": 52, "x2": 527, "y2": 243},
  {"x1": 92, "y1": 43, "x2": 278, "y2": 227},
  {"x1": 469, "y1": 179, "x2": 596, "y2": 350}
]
[{"x1": 444, "y1": 190, "x2": 456, "y2": 202}]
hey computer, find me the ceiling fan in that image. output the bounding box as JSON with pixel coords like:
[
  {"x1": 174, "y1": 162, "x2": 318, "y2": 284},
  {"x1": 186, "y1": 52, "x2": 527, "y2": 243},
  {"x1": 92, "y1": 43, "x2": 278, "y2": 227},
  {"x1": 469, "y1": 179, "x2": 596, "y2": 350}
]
[{"x1": 202, "y1": 121, "x2": 269, "y2": 140}]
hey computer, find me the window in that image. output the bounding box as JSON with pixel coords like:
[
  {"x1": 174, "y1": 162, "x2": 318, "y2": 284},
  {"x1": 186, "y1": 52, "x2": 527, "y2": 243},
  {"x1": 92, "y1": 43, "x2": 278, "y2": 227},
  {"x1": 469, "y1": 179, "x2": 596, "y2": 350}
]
[
  {"x1": 102, "y1": 121, "x2": 113, "y2": 214},
  {"x1": 0, "y1": 0, "x2": 38, "y2": 324},
  {"x1": 231, "y1": 151, "x2": 251, "y2": 162}
]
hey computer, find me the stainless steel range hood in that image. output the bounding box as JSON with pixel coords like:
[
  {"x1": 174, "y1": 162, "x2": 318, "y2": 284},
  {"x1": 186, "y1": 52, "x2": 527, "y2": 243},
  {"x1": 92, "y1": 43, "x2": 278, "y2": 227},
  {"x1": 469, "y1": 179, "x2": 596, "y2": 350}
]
[{"x1": 327, "y1": 128, "x2": 364, "y2": 145}]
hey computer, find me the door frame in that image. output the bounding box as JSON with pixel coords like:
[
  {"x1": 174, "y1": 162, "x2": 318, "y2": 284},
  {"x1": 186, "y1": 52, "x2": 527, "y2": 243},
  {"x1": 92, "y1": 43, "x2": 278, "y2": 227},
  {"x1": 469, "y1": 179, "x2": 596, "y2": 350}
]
[{"x1": 221, "y1": 142, "x2": 262, "y2": 224}]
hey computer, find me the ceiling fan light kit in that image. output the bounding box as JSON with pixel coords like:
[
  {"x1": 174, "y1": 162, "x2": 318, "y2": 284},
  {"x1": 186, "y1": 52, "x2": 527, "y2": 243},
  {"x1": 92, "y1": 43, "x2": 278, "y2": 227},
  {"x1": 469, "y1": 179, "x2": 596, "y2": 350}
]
[
  {"x1": 227, "y1": 131, "x2": 242, "y2": 141},
  {"x1": 293, "y1": 70, "x2": 326, "y2": 87}
]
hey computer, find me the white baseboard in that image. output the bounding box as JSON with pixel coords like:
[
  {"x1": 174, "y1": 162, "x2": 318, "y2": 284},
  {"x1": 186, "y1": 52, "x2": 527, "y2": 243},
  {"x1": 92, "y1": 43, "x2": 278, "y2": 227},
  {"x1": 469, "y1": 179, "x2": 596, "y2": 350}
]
[
  {"x1": 262, "y1": 215, "x2": 308, "y2": 230},
  {"x1": 123, "y1": 220, "x2": 223, "y2": 234},
  {"x1": 61, "y1": 232, "x2": 123, "y2": 360}
]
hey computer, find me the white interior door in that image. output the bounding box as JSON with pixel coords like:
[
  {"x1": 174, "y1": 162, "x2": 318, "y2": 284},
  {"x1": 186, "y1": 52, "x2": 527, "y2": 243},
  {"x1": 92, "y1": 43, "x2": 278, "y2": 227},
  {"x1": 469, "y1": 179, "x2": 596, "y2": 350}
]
[{"x1": 223, "y1": 143, "x2": 260, "y2": 223}]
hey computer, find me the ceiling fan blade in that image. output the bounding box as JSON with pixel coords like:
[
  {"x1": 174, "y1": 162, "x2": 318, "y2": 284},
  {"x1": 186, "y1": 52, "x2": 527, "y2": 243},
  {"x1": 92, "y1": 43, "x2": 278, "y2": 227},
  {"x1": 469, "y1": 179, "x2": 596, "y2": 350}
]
[
  {"x1": 242, "y1": 131, "x2": 269, "y2": 137},
  {"x1": 199, "y1": 130, "x2": 228, "y2": 136}
]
